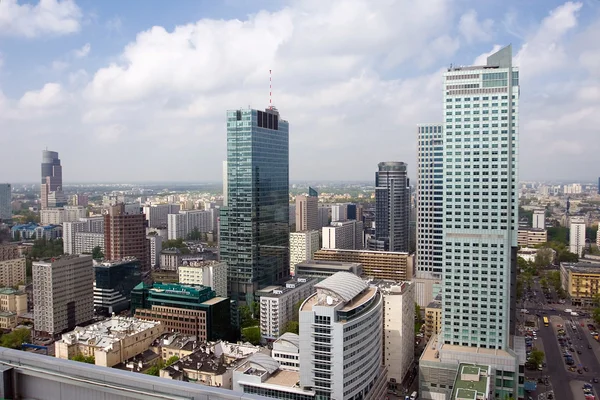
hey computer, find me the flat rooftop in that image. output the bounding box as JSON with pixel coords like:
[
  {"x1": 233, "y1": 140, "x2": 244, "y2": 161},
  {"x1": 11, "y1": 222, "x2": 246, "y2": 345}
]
[
  {"x1": 452, "y1": 364, "x2": 489, "y2": 400},
  {"x1": 265, "y1": 369, "x2": 300, "y2": 387},
  {"x1": 562, "y1": 262, "x2": 600, "y2": 274},
  {"x1": 202, "y1": 296, "x2": 227, "y2": 305},
  {"x1": 340, "y1": 286, "x2": 376, "y2": 312},
  {"x1": 421, "y1": 335, "x2": 512, "y2": 363}
]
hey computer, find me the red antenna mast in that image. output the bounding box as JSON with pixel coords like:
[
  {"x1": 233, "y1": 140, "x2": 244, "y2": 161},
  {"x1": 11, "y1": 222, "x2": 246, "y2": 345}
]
[{"x1": 269, "y1": 69, "x2": 273, "y2": 109}]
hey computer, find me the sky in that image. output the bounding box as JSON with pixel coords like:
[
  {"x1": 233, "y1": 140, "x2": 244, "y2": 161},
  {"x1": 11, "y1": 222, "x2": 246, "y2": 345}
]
[{"x1": 0, "y1": 0, "x2": 599, "y2": 184}]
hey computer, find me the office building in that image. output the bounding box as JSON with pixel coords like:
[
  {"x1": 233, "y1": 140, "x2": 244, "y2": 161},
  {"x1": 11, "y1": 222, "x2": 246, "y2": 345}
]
[
  {"x1": 517, "y1": 228, "x2": 547, "y2": 247},
  {"x1": 299, "y1": 272, "x2": 387, "y2": 399},
  {"x1": 178, "y1": 261, "x2": 228, "y2": 298},
  {"x1": 532, "y1": 209, "x2": 545, "y2": 229},
  {"x1": 419, "y1": 46, "x2": 525, "y2": 400},
  {"x1": 222, "y1": 161, "x2": 228, "y2": 206},
  {"x1": 0, "y1": 244, "x2": 26, "y2": 287},
  {"x1": 63, "y1": 221, "x2": 87, "y2": 254},
  {"x1": 70, "y1": 194, "x2": 88, "y2": 207},
  {"x1": 314, "y1": 248, "x2": 413, "y2": 281},
  {"x1": 81, "y1": 216, "x2": 104, "y2": 233},
  {"x1": 289, "y1": 204, "x2": 296, "y2": 227},
  {"x1": 330, "y1": 204, "x2": 348, "y2": 222},
  {"x1": 416, "y1": 124, "x2": 444, "y2": 279},
  {"x1": 271, "y1": 332, "x2": 301, "y2": 371},
  {"x1": 318, "y1": 206, "x2": 329, "y2": 228},
  {"x1": 560, "y1": 262, "x2": 600, "y2": 307},
  {"x1": 295, "y1": 187, "x2": 319, "y2": 232},
  {"x1": 424, "y1": 294, "x2": 442, "y2": 341},
  {"x1": 294, "y1": 260, "x2": 362, "y2": 280},
  {"x1": 369, "y1": 280, "x2": 414, "y2": 390},
  {"x1": 322, "y1": 220, "x2": 363, "y2": 250},
  {"x1": 40, "y1": 150, "x2": 65, "y2": 209},
  {"x1": 257, "y1": 276, "x2": 318, "y2": 340},
  {"x1": 55, "y1": 316, "x2": 164, "y2": 367},
  {"x1": 143, "y1": 204, "x2": 180, "y2": 228},
  {"x1": 569, "y1": 216, "x2": 586, "y2": 257},
  {"x1": 131, "y1": 282, "x2": 230, "y2": 341},
  {"x1": 412, "y1": 276, "x2": 443, "y2": 308},
  {"x1": 220, "y1": 107, "x2": 290, "y2": 309},
  {"x1": 33, "y1": 255, "x2": 94, "y2": 337},
  {"x1": 0, "y1": 183, "x2": 11, "y2": 222},
  {"x1": 104, "y1": 203, "x2": 150, "y2": 272},
  {"x1": 93, "y1": 258, "x2": 142, "y2": 316},
  {"x1": 368, "y1": 162, "x2": 410, "y2": 252},
  {"x1": 290, "y1": 230, "x2": 320, "y2": 275},
  {"x1": 147, "y1": 234, "x2": 163, "y2": 268}
]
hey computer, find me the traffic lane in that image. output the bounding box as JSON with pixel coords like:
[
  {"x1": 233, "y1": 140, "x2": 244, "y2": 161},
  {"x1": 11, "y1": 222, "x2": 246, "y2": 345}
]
[
  {"x1": 538, "y1": 318, "x2": 574, "y2": 400},
  {"x1": 571, "y1": 322, "x2": 600, "y2": 378}
]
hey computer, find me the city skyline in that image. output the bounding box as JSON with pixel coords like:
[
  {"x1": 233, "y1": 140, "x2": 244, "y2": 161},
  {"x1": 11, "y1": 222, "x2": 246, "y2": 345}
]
[{"x1": 1, "y1": 0, "x2": 599, "y2": 183}]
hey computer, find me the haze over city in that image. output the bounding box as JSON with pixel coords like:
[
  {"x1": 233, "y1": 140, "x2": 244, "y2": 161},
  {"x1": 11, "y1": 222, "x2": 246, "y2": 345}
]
[{"x1": 0, "y1": 0, "x2": 599, "y2": 183}]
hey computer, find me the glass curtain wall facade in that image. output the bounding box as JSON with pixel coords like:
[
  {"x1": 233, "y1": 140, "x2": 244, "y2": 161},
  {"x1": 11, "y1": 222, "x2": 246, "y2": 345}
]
[
  {"x1": 220, "y1": 108, "x2": 290, "y2": 312},
  {"x1": 94, "y1": 259, "x2": 142, "y2": 316},
  {"x1": 441, "y1": 45, "x2": 519, "y2": 349},
  {"x1": 416, "y1": 124, "x2": 444, "y2": 279}
]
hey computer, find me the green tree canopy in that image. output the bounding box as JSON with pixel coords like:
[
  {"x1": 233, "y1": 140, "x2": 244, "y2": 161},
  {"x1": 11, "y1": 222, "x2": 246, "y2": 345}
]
[
  {"x1": 0, "y1": 328, "x2": 31, "y2": 349},
  {"x1": 70, "y1": 353, "x2": 95, "y2": 364},
  {"x1": 592, "y1": 308, "x2": 600, "y2": 325},
  {"x1": 242, "y1": 326, "x2": 261, "y2": 345},
  {"x1": 187, "y1": 228, "x2": 202, "y2": 241},
  {"x1": 92, "y1": 246, "x2": 104, "y2": 260},
  {"x1": 166, "y1": 355, "x2": 179, "y2": 366},
  {"x1": 283, "y1": 321, "x2": 299, "y2": 335},
  {"x1": 29, "y1": 238, "x2": 64, "y2": 259},
  {"x1": 529, "y1": 349, "x2": 545, "y2": 366},
  {"x1": 145, "y1": 359, "x2": 165, "y2": 376}
]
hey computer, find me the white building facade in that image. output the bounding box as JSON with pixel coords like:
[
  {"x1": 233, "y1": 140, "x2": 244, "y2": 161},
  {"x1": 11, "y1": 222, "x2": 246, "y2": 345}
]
[
  {"x1": 533, "y1": 209, "x2": 545, "y2": 229},
  {"x1": 290, "y1": 230, "x2": 320, "y2": 276},
  {"x1": 147, "y1": 234, "x2": 163, "y2": 268},
  {"x1": 178, "y1": 261, "x2": 228, "y2": 298},
  {"x1": 569, "y1": 216, "x2": 586, "y2": 257},
  {"x1": 74, "y1": 232, "x2": 104, "y2": 255},
  {"x1": 322, "y1": 220, "x2": 363, "y2": 250},
  {"x1": 416, "y1": 123, "x2": 444, "y2": 279}
]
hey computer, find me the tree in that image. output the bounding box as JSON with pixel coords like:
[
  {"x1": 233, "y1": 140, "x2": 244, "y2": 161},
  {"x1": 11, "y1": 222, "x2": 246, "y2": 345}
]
[
  {"x1": 0, "y1": 328, "x2": 31, "y2": 349},
  {"x1": 592, "y1": 308, "x2": 600, "y2": 325},
  {"x1": 529, "y1": 349, "x2": 545, "y2": 367},
  {"x1": 242, "y1": 326, "x2": 261, "y2": 345},
  {"x1": 187, "y1": 227, "x2": 202, "y2": 241},
  {"x1": 92, "y1": 246, "x2": 104, "y2": 260},
  {"x1": 534, "y1": 248, "x2": 553, "y2": 268},
  {"x1": 70, "y1": 353, "x2": 95, "y2": 364},
  {"x1": 283, "y1": 320, "x2": 299, "y2": 335},
  {"x1": 144, "y1": 359, "x2": 165, "y2": 376},
  {"x1": 166, "y1": 355, "x2": 179, "y2": 367}
]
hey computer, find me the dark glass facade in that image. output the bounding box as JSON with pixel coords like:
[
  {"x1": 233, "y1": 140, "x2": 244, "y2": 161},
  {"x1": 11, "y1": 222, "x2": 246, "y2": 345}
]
[
  {"x1": 93, "y1": 259, "x2": 141, "y2": 316},
  {"x1": 220, "y1": 108, "x2": 290, "y2": 311}
]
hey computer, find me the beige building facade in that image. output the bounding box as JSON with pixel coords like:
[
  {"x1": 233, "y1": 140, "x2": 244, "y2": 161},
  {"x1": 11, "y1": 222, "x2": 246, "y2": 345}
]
[
  {"x1": 313, "y1": 248, "x2": 413, "y2": 281},
  {"x1": 517, "y1": 228, "x2": 547, "y2": 247}
]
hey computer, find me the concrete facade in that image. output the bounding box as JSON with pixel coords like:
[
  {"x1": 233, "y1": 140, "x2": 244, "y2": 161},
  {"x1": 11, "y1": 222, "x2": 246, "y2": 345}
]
[
  {"x1": 295, "y1": 190, "x2": 318, "y2": 231},
  {"x1": 0, "y1": 183, "x2": 10, "y2": 221},
  {"x1": 569, "y1": 216, "x2": 586, "y2": 257},
  {"x1": 178, "y1": 261, "x2": 228, "y2": 298},
  {"x1": 322, "y1": 220, "x2": 363, "y2": 250},
  {"x1": 289, "y1": 230, "x2": 320, "y2": 275},
  {"x1": 313, "y1": 248, "x2": 413, "y2": 281}
]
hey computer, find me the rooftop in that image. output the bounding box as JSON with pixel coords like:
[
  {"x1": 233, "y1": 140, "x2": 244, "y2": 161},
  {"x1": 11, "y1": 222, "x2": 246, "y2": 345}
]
[
  {"x1": 257, "y1": 277, "x2": 317, "y2": 298},
  {"x1": 314, "y1": 272, "x2": 368, "y2": 302},
  {"x1": 163, "y1": 348, "x2": 228, "y2": 377},
  {"x1": 58, "y1": 316, "x2": 162, "y2": 351},
  {"x1": 179, "y1": 260, "x2": 225, "y2": 268},
  {"x1": 420, "y1": 335, "x2": 513, "y2": 363},
  {"x1": 275, "y1": 333, "x2": 300, "y2": 350},
  {"x1": 366, "y1": 279, "x2": 411, "y2": 295},
  {"x1": 94, "y1": 258, "x2": 139, "y2": 268},
  {"x1": 452, "y1": 364, "x2": 490, "y2": 400},
  {"x1": 265, "y1": 369, "x2": 301, "y2": 387},
  {"x1": 0, "y1": 287, "x2": 25, "y2": 296},
  {"x1": 561, "y1": 262, "x2": 600, "y2": 274},
  {"x1": 0, "y1": 311, "x2": 16, "y2": 318}
]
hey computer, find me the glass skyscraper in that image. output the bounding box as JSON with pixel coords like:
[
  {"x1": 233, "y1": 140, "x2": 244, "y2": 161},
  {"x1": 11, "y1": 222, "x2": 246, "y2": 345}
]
[
  {"x1": 441, "y1": 45, "x2": 519, "y2": 349},
  {"x1": 416, "y1": 124, "x2": 444, "y2": 279},
  {"x1": 220, "y1": 107, "x2": 290, "y2": 313}
]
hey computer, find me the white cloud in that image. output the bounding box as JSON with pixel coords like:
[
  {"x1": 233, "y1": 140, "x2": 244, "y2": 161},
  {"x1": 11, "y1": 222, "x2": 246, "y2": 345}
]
[
  {"x1": 0, "y1": 0, "x2": 82, "y2": 38},
  {"x1": 459, "y1": 10, "x2": 494, "y2": 43},
  {"x1": 19, "y1": 83, "x2": 65, "y2": 108},
  {"x1": 51, "y1": 60, "x2": 69, "y2": 71},
  {"x1": 74, "y1": 43, "x2": 91, "y2": 58}
]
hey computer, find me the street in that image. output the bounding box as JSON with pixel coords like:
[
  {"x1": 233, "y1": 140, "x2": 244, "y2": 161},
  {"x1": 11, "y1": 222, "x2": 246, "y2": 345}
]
[{"x1": 520, "y1": 278, "x2": 600, "y2": 400}]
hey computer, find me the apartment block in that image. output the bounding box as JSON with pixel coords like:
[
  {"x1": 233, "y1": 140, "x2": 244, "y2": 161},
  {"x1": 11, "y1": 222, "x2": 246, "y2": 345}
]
[
  {"x1": 257, "y1": 276, "x2": 318, "y2": 339},
  {"x1": 143, "y1": 204, "x2": 180, "y2": 228},
  {"x1": 313, "y1": 248, "x2": 413, "y2": 281},
  {"x1": 322, "y1": 220, "x2": 363, "y2": 250},
  {"x1": 41, "y1": 208, "x2": 64, "y2": 225},
  {"x1": 168, "y1": 209, "x2": 215, "y2": 240},
  {"x1": 424, "y1": 294, "x2": 442, "y2": 341},
  {"x1": 290, "y1": 230, "x2": 320, "y2": 275},
  {"x1": 295, "y1": 187, "x2": 318, "y2": 231},
  {"x1": 104, "y1": 204, "x2": 149, "y2": 272},
  {"x1": 569, "y1": 216, "x2": 586, "y2": 257},
  {"x1": 0, "y1": 244, "x2": 26, "y2": 287},
  {"x1": 148, "y1": 234, "x2": 163, "y2": 268},
  {"x1": 532, "y1": 209, "x2": 545, "y2": 229},
  {"x1": 560, "y1": 262, "x2": 600, "y2": 307},
  {"x1": 178, "y1": 261, "x2": 228, "y2": 298},
  {"x1": 33, "y1": 255, "x2": 94, "y2": 337},
  {"x1": 74, "y1": 232, "x2": 104, "y2": 255},
  {"x1": 517, "y1": 228, "x2": 547, "y2": 247}
]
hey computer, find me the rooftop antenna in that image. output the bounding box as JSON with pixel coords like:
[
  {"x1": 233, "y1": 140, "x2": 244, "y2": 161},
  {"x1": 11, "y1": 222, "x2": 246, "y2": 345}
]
[{"x1": 269, "y1": 69, "x2": 273, "y2": 110}]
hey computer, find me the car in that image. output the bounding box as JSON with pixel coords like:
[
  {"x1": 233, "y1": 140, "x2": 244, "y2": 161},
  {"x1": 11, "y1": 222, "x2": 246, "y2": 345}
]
[
  {"x1": 584, "y1": 366, "x2": 589, "y2": 372},
  {"x1": 578, "y1": 350, "x2": 582, "y2": 354},
  {"x1": 578, "y1": 369, "x2": 583, "y2": 374},
  {"x1": 547, "y1": 393, "x2": 553, "y2": 399},
  {"x1": 588, "y1": 344, "x2": 593, "y2": 349},
  {"x1": 584, "y1": 384, "x2": 593, "y2": 389},
  {"x1": 593, "y1": 378, "x2": 599, "y2": 383}
]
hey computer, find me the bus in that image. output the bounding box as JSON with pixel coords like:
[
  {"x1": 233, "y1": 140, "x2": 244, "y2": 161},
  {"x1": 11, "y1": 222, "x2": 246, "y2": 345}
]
[{"x1": 543, "y1": 316, "x2": 549, "y2": 327}]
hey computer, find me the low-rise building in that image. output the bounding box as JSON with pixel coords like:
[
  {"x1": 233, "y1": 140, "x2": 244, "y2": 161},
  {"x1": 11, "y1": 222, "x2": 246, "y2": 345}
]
[
  {"x1": 11, "y1": 223, "x2": 62, "y2": 240},
  {"x1": 0, "y1": 244, "x2": 26, "y2": 287},
  {"x1": 178, "y1": 261, "x2": 227, "y2": 298},
  {"x1": 257, "y1": 277, "x2": 317, "y2": 340},
  {"x1": 517, "y1": 228, "x2": 547, "y2": 248},
  {"x1": 560, "y1": 262, "x2": 600, "y2": 307},
  {"x1": 55, "y1": 317, "x2": 165, "y2": 367},
  {"x1": 160, "y1": 346, "x2": 233, "y2": 388},
  {"x1": 294, "y1": 260, "x2": 362, "y2": 280},
  {"x1": 271, "y1": 332, "x2": 300, "y2": 371},
  {"x1": 160, "y1": 248, "x2": 182, "y2": 270},
  {"x1": 0, "y1": 287, "x2": 27, "y2": 316},
  {"x1": 424, "y1": 294, "x2": 442, "y2": 341},
  {"x1": 0, "y1": 311, "x2": 18, "y2": 329},
  {"x1": 313, "y1": 248, "x2": 413, "y2": 281}
]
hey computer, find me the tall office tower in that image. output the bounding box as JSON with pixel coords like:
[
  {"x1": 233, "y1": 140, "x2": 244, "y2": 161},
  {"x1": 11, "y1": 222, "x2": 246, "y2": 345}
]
[
  {"x1": 298, "y1": 272, "x2": 387, "y2": 399},
  {"x1": 295, "y1": 187, "x2": 319, "y2": 231},
  {"x1": 93, "y1": 259, "x2": 142, "y2": 316},
  {"x1": 318, "y1": 205, "x2": 330, "y2": 228},
  {"x1": 569, "y1": 216, "x2": 586, "y2": 256},
  {"x1": 0, "y1": 184, "x2": 11, "y2": 222},
  {"x1": 222, "y1": 161, "x2": 228, "y2": 206},
  {"x1": 143, "y1": 204, "x2": 180, "y2": 228},
  {"x1": 368, "y1": 162, "x2": 410, "y2": 252},
  {"x1": 533, "y1": 209, "x2": 545, "y2": 229},
  {"x1": 416, "y1": 124, "x2": 444, "y2": 279},
  {"x1": 33, "y1": 255, "x2": 94, "y2": 336},
  {"x1": 598, "y1": 177, "x2": 600, "y2": 195},
  {"x1": 220, "y1": 107, "x2": 289, "y2": 308},
  {"x1": 330, "y1": 204, "x2": 348, "y2": 222},
  {"x1": 289, "y1": 230, "x2": 320, "y2": 275},
  {"x1": 104, "y1": 204, "x2": 150, "y2": 272},
  {"x1": 322, "y1": 220, "x2": 363, "y2": 250},
  {"x1": 40, "y1": 150, "x2": 65, "y2": 209},
  {"x1": 441, "y1": 45, "x2": 519, "y2": 349}
]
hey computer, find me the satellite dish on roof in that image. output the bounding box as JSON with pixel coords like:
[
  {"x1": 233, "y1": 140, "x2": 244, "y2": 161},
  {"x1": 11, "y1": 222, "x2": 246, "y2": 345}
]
[{"x1": 326, "y1": 296, "x2": 333, "y2": 305}]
